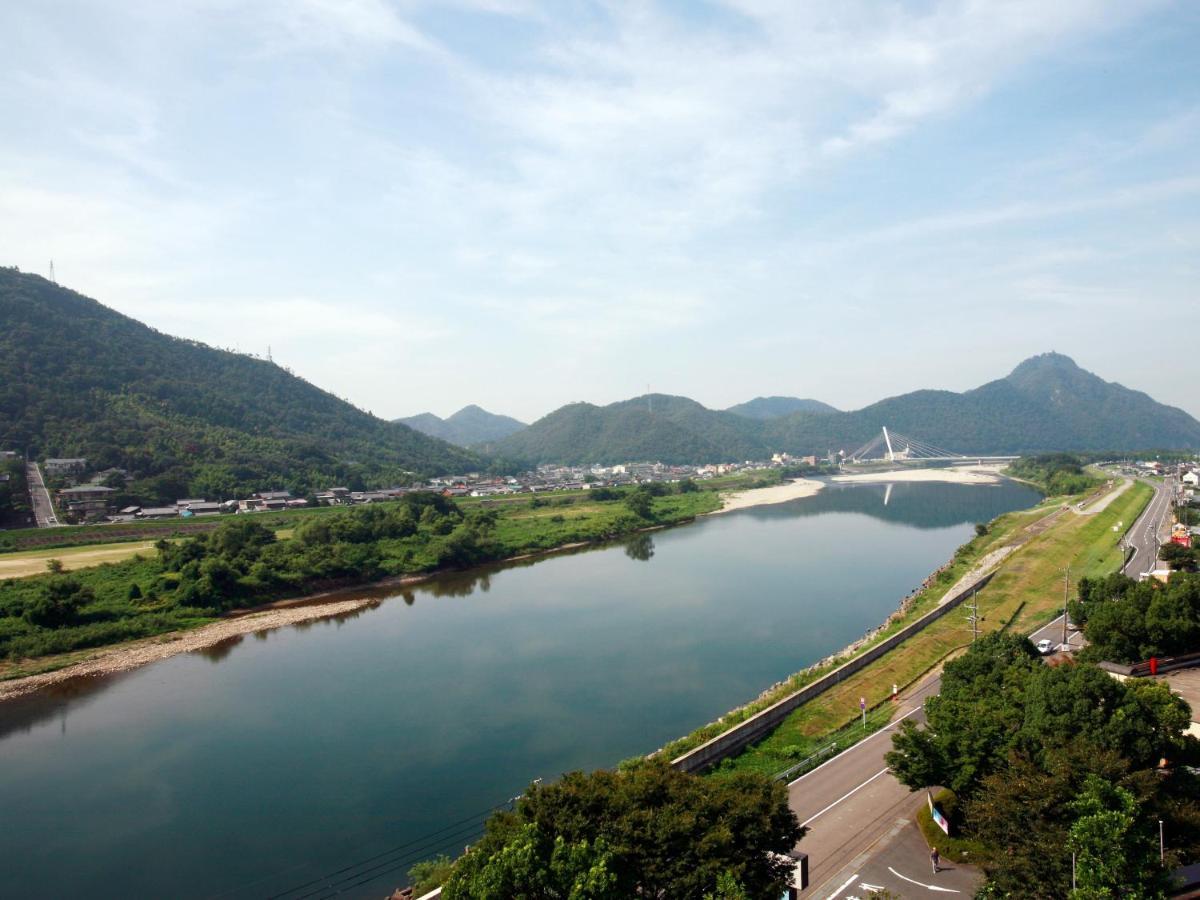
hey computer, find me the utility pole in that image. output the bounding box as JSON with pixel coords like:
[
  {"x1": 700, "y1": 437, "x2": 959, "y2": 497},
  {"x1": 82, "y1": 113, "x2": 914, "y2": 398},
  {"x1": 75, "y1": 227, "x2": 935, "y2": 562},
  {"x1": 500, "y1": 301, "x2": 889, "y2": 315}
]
[
  {"x1": 1063, "y1": 564, "x2": 1071, "y2": 649},
  {"x1": 966, "y1": 586, "x2": 980, "y2": 642}
]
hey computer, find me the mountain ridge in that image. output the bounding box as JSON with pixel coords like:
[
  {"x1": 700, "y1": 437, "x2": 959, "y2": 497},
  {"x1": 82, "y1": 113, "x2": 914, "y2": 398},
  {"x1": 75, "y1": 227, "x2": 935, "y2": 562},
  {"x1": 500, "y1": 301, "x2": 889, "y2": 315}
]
[
  {"x1": 397, "y1": 404, "x2": 526, "y2": 447},
  {"x1": 725, "y1": 396, "x2": 840, "y2": 419},
  {"x1": 495, "y1": 354, "x2": 1200, "y2": 465},
  {"x1": 0, "y1": 268, "x2": 477, "y2": 504}
]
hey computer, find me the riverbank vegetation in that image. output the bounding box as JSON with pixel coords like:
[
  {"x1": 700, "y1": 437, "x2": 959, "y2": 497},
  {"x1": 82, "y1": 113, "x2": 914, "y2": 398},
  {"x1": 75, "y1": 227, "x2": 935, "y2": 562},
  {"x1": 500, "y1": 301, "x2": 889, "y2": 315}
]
[
  {"x1": 1006, "y1": 453, "x2": 1103, "y2": 496},
  {"x1": 672, "y1": 477, "x2": 1152, "y2": 779},
  {"x1": 417, "y1": 760, "x2": 803, "y2": 899},
  {"x1": 0, "y1": 485, "x2": 720, "y2": 667},
  {"x1": 887, "y1": 633, "x2": 1200, "y2": 896}
]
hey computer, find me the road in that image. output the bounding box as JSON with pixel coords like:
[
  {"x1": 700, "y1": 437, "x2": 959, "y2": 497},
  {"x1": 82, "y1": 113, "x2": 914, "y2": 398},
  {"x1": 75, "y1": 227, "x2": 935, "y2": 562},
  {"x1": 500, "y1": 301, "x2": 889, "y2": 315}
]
[
  {"x1": 1124, "y1": 476, "x2": 1174, "y2": 578},
  {"x1": 796, "y1": 615, "x2": 1080, "y2": 897},
  {"x1": 25, "y1": 461, "x2": 60, "y2": 527}
]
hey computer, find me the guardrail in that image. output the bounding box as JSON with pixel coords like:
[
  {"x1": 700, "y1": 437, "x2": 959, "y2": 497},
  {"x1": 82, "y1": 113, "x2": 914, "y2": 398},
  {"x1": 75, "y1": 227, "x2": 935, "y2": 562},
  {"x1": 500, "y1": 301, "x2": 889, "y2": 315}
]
[
  {"x1": 670, "y1": 571, "x2": 998, "y2": 773},
  {"x1": 772, "y1": 742, "x2": 838, "y2": 782},
  {"x1": 1099, "y1": 650, "x2": 1200, "y2": 679}
]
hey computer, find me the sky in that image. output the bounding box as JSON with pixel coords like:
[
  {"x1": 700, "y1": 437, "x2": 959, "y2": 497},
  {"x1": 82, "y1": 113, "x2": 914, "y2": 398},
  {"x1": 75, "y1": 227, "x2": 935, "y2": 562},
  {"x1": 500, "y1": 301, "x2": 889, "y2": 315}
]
[{"x1": 2, "y1": 0, "x2": 1198, "y2": 423}]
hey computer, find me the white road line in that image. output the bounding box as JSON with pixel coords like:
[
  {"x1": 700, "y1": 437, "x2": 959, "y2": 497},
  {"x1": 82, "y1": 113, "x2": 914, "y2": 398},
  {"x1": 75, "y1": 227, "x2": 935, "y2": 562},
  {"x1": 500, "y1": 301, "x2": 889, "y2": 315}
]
[
  {"x1": 788, "y1": 705, "x2": 923, "y2": 787},
  {"x1": 824, "y1": 873, "x2": 859, "y2": 899},
  {"x1": 800, "y1": 767, "x2": 890, "y2": 828},
  {"x1": 887, "y1": 866, "x2": 961, "y2": 893}
]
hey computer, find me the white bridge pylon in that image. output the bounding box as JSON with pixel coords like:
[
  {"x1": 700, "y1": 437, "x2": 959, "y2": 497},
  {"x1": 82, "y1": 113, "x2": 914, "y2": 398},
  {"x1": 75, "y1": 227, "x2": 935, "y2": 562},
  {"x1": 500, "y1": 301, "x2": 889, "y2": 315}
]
[{"x1": 847, "y1": 427, "x2": 966, "y2": 463}]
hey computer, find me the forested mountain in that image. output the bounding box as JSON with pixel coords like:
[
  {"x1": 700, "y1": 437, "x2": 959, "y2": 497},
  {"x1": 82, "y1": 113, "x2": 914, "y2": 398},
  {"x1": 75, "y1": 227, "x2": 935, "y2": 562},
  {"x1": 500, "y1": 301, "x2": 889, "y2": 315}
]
[
  {"x1": 495, "y1": 353, "x2": 1200, "y2": 465},
  {"x1": 494, "y1": 395, "x2": 770, "y2": 465},
  {"x1": 725, "y1": 396, "x2": 839, "y2": 419},
  {"x1": 0, "y1": 268, "x2": 476, "y2": 503},
  {"x1": 397, "y1": 404, "x2": 526, "y2": 446}
]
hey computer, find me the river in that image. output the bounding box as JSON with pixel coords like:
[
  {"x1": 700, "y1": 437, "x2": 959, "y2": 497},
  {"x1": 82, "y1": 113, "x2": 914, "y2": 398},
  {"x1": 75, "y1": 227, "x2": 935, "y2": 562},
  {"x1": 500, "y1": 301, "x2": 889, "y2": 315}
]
[{"x1": 0, "y1": 479, "x2": 1039, "y2": 899}]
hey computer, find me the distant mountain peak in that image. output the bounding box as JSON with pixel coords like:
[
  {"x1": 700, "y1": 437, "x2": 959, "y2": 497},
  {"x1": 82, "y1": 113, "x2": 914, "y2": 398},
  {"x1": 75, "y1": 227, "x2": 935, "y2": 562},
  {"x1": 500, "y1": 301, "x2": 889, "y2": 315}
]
[
  {"x1": 397, "y1": 404, "x2": 526, "y2": 447},
  {"x1": 726, "y1": 396, "x2": 839, "y2": 420},
  {"x1": 1007, "y1": 351, "x2": 1082, "y2": 378}
]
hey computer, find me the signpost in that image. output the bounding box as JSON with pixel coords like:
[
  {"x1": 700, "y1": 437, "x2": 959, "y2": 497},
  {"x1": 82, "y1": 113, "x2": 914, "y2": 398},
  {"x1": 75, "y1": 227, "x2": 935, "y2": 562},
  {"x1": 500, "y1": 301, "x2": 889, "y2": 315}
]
[
  {"x1": 860, "y1": 696, "x2": 866, "y2": 728},
  {"x1": 927, "y1": 791, "x2": 950, "y2": 835}
]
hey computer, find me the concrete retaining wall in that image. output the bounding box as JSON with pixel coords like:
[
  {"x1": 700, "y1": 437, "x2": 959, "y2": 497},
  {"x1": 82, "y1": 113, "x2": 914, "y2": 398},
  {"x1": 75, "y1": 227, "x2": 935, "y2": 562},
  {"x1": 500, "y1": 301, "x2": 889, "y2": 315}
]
[{"x1": 670, "y1": 571, "x2": 998, "y2": 774}]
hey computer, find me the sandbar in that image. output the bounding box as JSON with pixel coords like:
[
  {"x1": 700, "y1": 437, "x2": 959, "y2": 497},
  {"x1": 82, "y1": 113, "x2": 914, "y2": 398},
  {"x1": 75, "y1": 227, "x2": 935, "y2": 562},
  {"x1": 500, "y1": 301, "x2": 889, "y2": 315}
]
[
  {"x1": 830, "y1": 464, "x2": 1006, "y2": 486},
  {"x1": 717, "y1": 478, "x2": 825, "y2": 513}
]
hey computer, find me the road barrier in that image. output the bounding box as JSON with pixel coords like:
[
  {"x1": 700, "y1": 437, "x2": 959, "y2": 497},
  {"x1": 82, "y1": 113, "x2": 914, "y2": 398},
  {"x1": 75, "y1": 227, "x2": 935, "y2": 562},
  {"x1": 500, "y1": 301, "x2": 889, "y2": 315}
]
[
  {"x1": 670, "y1": 571, "x2": 998, "y2": 773},
  {"x1": 1099, "y1": 649, "x2": 1200, "y2": 679}
]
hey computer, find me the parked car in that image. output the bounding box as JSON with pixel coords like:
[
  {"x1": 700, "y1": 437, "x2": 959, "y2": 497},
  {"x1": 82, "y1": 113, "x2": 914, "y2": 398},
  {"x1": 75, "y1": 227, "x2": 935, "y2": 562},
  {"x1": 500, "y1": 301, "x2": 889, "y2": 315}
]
[{"x1": 1036, "y1": 639, "x2": 1055, "y2": 654}]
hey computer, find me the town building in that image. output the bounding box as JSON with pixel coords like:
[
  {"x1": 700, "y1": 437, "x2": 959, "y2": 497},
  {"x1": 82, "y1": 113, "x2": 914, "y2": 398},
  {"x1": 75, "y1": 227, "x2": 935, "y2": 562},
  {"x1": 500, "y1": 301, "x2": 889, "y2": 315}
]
[{"x1": 44, "y1": 457, "x2": 88, "y2": 477}]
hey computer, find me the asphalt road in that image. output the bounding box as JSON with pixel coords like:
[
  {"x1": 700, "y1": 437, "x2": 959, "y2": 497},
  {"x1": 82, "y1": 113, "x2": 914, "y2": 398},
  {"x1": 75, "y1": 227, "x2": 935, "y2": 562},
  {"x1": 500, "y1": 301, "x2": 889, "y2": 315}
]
[
  {"x1": 1124, "y1": 476, "x2": 1174, "y2": 578},
  {"x1": 25, "y1": 461, "x2": 60, "y2": 527},
  {"x1": 795, "y1": 612, "x2": 1088, "y2": 896}
]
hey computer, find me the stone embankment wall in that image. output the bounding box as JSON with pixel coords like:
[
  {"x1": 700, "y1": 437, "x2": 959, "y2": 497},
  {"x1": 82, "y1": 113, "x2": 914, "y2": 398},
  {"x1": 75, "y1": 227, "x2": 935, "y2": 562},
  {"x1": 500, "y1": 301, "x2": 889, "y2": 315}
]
[{"x1": 670, "y1": 571, "x2": 996, "y2": 774}]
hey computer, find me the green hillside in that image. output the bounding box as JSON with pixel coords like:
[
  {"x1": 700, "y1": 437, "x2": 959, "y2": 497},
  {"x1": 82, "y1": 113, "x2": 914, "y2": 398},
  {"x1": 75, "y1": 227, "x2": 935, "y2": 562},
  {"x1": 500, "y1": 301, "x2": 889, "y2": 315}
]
[
  {"x1": 725, "y1": 396, "x2": 839, "y2": 419},
  {"x1": 496, "y1": 354, "x2": 1200, "y2": 465},
  {"x1": 397, "y1": 404, "x2": 526, "y2": 446},
  {"x1": 0, "y1": 268, "x2": 476, "y2": 503},
  {"x1": 495, "y1": 395, "x2": 769, "y2": 465}
]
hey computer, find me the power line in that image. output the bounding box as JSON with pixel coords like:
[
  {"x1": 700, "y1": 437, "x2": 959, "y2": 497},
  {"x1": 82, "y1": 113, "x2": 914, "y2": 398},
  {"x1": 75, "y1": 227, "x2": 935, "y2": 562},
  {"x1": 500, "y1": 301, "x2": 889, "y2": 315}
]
[
  {"x1": 264, "y1": 800, "x2": 510, "y2": 900},
  {"x1": 308, "y1": 821, "x2": 490, "y2": 899}
]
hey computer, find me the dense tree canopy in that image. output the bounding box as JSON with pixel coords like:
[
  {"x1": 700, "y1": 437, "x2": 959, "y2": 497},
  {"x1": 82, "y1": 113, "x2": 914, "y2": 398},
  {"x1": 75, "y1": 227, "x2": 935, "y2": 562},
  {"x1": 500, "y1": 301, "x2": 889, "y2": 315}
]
[
  {"x1": 1073, "y1": 572, "x2": 1200, "y2": 664},
  {"x1": 887, "y1": 634, "x2": 1200, "y2": 897},
  {"x1": 441, "y1": 761, "x2": 804, "y2": 900}
]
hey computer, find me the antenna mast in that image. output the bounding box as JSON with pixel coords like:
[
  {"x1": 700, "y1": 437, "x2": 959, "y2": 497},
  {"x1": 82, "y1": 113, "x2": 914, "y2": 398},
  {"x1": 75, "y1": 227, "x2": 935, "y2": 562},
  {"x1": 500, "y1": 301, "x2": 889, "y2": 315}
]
[{"x1": 49, "y1": 260, "x2": 56, "y2": 284}]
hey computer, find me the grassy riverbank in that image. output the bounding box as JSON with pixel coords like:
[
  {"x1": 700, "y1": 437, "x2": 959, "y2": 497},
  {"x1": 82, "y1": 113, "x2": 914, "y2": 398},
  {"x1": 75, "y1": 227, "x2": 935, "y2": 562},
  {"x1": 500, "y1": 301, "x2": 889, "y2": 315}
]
[
  {"x1": 667, "y1": 478, "x2": 1152, "y2": 778},
  {"x1": 0, "y1": 485, "x2": 723, "y2": 676}
]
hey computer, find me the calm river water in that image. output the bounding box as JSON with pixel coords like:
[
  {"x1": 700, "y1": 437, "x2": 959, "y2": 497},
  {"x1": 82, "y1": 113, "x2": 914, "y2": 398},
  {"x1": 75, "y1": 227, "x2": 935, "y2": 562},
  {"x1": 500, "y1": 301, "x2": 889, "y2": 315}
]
[{"x1": 0, "y1": 480, "x2": 1039, "y2": 899}]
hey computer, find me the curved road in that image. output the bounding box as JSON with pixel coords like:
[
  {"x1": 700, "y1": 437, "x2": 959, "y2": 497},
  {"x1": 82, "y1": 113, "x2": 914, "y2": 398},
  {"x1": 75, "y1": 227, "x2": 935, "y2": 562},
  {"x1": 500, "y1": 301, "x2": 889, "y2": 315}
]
[{"x1": 1124, "y1": 476, "x2": 1174, "y2": 578}]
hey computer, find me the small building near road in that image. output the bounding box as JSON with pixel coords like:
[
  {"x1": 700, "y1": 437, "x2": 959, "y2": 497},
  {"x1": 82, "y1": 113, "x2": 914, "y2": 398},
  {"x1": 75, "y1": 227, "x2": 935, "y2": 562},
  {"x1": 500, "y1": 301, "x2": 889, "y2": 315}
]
[
  {"x1": 139, "y1": 506, "x2": 180, "y2": 519},
  {"x1": 44, "y1": 457, "x2": 88, "y2": 477},
  {"x1": 58, "y1": 483, "x2": 116, "y2": 521}
]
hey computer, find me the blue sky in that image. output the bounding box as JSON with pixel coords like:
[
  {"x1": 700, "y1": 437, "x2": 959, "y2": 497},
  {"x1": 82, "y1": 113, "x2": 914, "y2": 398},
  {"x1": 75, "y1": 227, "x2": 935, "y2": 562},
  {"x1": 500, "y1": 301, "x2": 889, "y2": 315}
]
[{"x1": 3, "y1": 0, "x2": 1198, "y2": 422}]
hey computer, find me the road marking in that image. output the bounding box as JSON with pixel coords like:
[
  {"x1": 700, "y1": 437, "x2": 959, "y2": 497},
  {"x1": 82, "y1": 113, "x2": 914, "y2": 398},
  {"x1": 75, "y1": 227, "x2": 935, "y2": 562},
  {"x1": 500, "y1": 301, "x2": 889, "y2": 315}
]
[
  {"x1": 800, "y1": 767, "x2": 890, "y2": 827},
  {"x1": 887, "y1": 866, "x2": 961, "y2": 893},
  {"x1": 788, "y1": 706, "x2": 923, "y2": 787},
  {"x1": 824, "y1": 873, "x2": 859, "y2": 899},
  {"x1": 860, "y1": 883, "x2": 886, "y2": 892}
]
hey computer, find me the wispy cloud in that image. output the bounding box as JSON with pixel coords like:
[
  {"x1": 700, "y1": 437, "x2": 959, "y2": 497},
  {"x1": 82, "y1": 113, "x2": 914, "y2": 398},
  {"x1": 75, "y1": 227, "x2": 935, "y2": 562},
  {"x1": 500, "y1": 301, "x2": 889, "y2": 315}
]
[{"x1": 0, "y1": 0, "x2": 1196, "y2": 419}]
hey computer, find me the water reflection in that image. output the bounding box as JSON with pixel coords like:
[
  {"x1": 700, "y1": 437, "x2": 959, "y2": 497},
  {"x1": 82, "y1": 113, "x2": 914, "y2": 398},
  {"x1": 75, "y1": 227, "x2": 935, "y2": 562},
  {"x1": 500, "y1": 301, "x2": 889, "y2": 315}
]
[
  {"x1": 0, "y1": 670, "x2": 137, "y2": 741},
  {"x1": 196, "y1": 635, "x2": 243, "y2": 662},
  {"x1": 624, "y1": 533, "x2": 656, "y2": 562},
  {"x1": 740, "y1": 480, "x2": 1033, "y2": 529}
]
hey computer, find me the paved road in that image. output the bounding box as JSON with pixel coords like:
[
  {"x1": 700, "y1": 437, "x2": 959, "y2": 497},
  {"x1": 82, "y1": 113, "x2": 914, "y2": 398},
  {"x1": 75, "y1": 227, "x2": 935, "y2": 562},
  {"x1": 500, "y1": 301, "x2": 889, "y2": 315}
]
[
  {"x1": 1124, "y1": 476, "x2": 1174, "y2": 578},
  {"x1": 797, "y1": 612, "x2": 1083, "y2": 897},
  {"x1": 25, "y1": 461, "x2": 60, "y2": 527}
]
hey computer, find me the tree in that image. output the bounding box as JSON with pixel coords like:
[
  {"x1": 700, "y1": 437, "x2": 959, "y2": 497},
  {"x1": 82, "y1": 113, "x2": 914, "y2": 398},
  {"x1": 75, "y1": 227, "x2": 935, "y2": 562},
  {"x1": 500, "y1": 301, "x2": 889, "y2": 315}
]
[
  {"x1": 443, "y1": 823, "x2": 619, "y2": 900},
  {"x1": 25, "y1": 576, "x2": 93, "y2": 627},
  {"x1": 1067, "y1": 775, "x2": 1166, "y2": 899},
  {"x1": 624, "y1": 489, "x2": 654, "y2": 521},
  {"x1": 887, "y1": 632, "x2": 1038, "y2": 796},
  {"x1": 448, "y1": 761, "x2": 803, "y2": 899},
  {"x1": 1161, "y1": 542, "x2": 1198, "y2": 573},
  {"x1": 407, "y1": 855, "x2": 459, "y2": 896},
  {"x1": 44, "y1": 558, "x2": 64, "y2": 574}
]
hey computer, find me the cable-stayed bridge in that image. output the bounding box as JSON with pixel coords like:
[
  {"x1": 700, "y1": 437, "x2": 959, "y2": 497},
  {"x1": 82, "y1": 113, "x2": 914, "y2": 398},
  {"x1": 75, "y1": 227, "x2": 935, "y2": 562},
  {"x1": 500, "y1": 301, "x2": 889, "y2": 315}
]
[{"x1": 845, "y1": 427, "x2": 1019, "y2": 465}]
